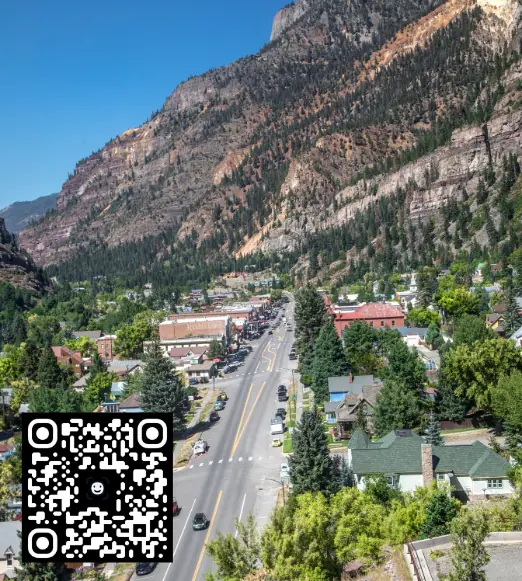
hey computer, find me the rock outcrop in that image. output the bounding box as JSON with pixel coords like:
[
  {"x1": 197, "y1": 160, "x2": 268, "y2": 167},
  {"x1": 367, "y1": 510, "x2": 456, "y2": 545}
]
[{"x1": 270, "y1": 0, "x2": 310, "y2": 42}]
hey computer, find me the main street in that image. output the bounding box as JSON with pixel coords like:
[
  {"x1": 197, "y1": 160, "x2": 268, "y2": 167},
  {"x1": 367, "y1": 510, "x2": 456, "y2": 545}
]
[{"x1": 133, "y1": 301, "x2": 297, "y2": 581}]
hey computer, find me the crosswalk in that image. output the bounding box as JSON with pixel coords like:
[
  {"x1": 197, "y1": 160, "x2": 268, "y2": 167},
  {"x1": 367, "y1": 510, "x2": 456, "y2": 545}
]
[{"x1": 186, "y1": 455, "x2": 275, "y2": 469}]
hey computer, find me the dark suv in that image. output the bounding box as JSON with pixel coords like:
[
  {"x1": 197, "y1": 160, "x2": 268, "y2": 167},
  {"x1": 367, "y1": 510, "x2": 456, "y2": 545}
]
[
  {"x1": 136, "y1": 562, "x2": 157, "y2": 576},
  {"x1": 193, "y1": 512, "x2": 209, "y2": 531}
]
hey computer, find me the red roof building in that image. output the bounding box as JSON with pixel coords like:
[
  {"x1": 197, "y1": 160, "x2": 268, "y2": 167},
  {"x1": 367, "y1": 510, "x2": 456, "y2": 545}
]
[
  {"x1": 51, "y1": 346, "x2": 84, "y2": 377},
  {"x1": 333, "y1": 303, "x2": 405, "y2": 337}
]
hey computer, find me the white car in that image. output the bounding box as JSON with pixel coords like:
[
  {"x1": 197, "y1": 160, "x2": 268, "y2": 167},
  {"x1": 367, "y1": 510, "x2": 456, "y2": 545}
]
[
  {"x1": 280, "y1": 463, "x2": 290, "y2": 480},
  {"x1": 193, "y1": 440, "x2": 208, "y2": 456}
]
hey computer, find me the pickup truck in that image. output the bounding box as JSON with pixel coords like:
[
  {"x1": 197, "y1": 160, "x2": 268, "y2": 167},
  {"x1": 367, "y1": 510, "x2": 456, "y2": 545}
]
[{"x1": 270, "y1": 418, "x2": 285, "y2": 435}]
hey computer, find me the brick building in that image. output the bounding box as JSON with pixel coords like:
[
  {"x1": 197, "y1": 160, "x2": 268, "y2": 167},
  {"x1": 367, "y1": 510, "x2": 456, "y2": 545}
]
[
  {"x1": 333, "y1": 303, "x2": 405, "y2": 337},
  {"x1": 97, "y1": 335, "x2": 116, "y2": 361}
]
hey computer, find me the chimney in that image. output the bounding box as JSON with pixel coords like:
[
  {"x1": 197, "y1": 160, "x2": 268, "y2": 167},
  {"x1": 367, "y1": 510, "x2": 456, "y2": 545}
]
[{"x1": 421, "y1": 444, "x2": 434, "y2": 486}]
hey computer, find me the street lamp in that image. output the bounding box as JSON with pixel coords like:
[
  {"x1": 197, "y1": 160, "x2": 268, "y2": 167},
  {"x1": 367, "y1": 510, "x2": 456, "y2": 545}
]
[{"x1": 265, "y1": 477, "x2": 286, "y2": 506}]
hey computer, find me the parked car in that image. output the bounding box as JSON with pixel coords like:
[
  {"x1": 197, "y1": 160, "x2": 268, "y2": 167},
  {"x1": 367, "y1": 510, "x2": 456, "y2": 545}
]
[
  {"x1": 289, "y1": 354, "x2": 297, "y2": 361},
  {"x1": 217, "y1": 392, "x2": 228, "y2": 401},
  {"x1": 189, "y1": 378, "x2": 199, "y2": 386},
  {"x1": 214, "y1": 400, "x2": 225, "y2": 411},
  {"x1": 136, "y1": 562, "x2": 157, "y2": 576},
  {"x1": 172, "y1": 498, "x2": 179, "y2": 516},
  {"x1": 193, "y1": 512, "x2": 210, "y2": 531},
  {"x1": 280, "y1": 464, "x2": 290, "y2": 479},
  {"x1": 272, "y1": 438, "x2": 283, "y2": 447},
  {"x1": 275, "y1": 410, "x2": 285, "y2": 421},
  {"x1": 268, "y1": 330, "x2": 273, "y2": 335},
  {"x1": 193, "y1": 440, "x2": 208, "y2": 456},
  {"x1": 209, "y1": 411, "x2": 220, "y2": 422},
  {"x1": 276, "y1": 408, "x2": 287, "y2": 419},
  {"x1": 277, "y1": 385, "x2": 287, "y2": 393},
  {"x1": 199, "y1": 377, "x2": 209, "y2": 384}
]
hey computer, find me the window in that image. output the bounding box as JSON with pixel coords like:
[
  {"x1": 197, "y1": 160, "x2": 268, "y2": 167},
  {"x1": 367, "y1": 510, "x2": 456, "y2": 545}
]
[
  {"x1": 6, "y1": 553, "x2": 12, "y2": 567},
  {"x1": 380, "y1": 321, "x2": 385, "y2": 327},
  {"x1": 385, "y1": 475, "x2": 398, "y2": 489},
  {"x1": 436, "y1": 473, "x2": 446, "y2": 481},
  {"x1": 370, "y1": 322, "x2": 374, "y2": 327},
  {"x1": 487, "y1": 479, "x2": 503, "y2": 489},
  {"x1": 392, "y1": 320, "x2": 396, "y2": 326}
]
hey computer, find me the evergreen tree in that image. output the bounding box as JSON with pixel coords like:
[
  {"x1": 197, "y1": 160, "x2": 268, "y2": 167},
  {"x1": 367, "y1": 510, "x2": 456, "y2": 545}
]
[
  {"x1": 289, "y1": 408, "x2": 335, "y2": 495},
  {"x1": 373, "y1": 379, "x2": 422, "y2": 437},
  {"x1": 294, "y1": 286, "x2": 327, "y2": 368},
  {"x1": 503, "y1": 284, "x2": 522, "y2": 337},
  {"x1": 476, "y1": 178, "x2": 488, "y2": 204},
  {"x1": 15, "y1": 531, "x2": 68, "y2": 581},
  {"x1": 354, "y1": 402, "x2": 368, "y2": 433},
  {"x1": 89, "y1": 350, "x2": 107, "y2": 377},
  {"x1": 426, "y1": 322, "x2": 444, "y2": 350},
  {"x1": 381, "y1": 339, "x2": 425, "y2": 393},
  {"x1": 420, "y1": 489, "x2": 461, "y2": 539},
  {"x1": 36, "y1": 346, "x2": 65, "y2": 390},
  {"x1": 435, "y1": 371, "x2": 469, "y2": 422},
  {"x1": 17, "y1": 341, "x2": 40, "y2": 381},
  {"x1": 311, "y1": 321, "x2": 349, "y2": 403},
  {"x1": 139, "y1": 337, "x2": 187, "y2": 432},
  {"x1": 29, "y1": 385, "x2": 85, "y2": 413},
  {"x1": 417, "y1": 270, "x2": 436, "y2": 308},
  {"x1": 425, "y1": 411, "x2": 444, "y2": 446}
]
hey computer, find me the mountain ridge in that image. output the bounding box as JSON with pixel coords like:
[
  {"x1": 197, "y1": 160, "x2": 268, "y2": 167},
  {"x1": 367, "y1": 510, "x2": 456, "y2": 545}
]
[{"x1": 0, "y1": 193, "x2": 58, "y2": 233}]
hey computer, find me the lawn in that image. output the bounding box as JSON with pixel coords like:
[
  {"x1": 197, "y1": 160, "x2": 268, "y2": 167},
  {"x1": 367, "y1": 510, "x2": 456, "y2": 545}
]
[{"x1": 283, "y1": 437, "x2": 293, "y2": 454}]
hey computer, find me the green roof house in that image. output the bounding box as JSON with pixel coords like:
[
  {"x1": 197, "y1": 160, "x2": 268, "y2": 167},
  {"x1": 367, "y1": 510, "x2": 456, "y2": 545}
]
[{"x1": 347, "y1": 429, "x2": 514, "y2": 500}]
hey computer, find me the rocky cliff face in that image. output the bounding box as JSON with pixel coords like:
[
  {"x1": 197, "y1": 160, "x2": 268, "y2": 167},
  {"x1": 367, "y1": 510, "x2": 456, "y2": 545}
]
[
  {"x1": 270, "y1": 0, "x2": 311, "y2": 41},
  {"x1": 19, "y1": 0, "x2": 522, "y2": 280},
  {"x1": 0, "y1": 218, "x2": 48, "y2": 292}
]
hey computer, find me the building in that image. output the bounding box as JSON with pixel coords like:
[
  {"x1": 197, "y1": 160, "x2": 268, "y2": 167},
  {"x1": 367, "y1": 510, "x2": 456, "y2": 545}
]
[
  {"x1": 71, "y1": 330, "x2": 103, "y2": 340},
  {"x1": 158, "y1": 314, "x2": 231, "y2": 352},
  {"x1": 347, "y1": 429, "x2": 513, "y2": 500},
  {"x1": 118, "y1": 393, "x2": 143, "y2": 413},
  {"x1": 97, "y1": 335, "x2": 116, "y2": 361},
  {"x1": 0, "y1": 521, "x2": 21, "y2": 579},
  {"x1": 333, "y1": 303, "x2": 405, "y2": 337},
  {"x1": 186, "y1": 360, "x2": 215, "y2": 381},
  {"x1": 106, "y1": 360, "x2": 142, "y2": 378},
  {"x1": 486, "y1": 313, "x2": 505, "y2": 335},
  {"x1": 51, "y1": 346, "x2": 84, "y2": 377}
]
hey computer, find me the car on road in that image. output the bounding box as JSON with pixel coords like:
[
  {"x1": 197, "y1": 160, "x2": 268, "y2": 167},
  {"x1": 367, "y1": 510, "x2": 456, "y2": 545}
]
[
  {"x1": 136, "y1": 562, "x2": 158, "y2": 576},
  {"x1": 278, "y1": 392, "x2": 288, "y2": 402},
  {"x1": 275, "y1": 410, "x2": 285, "y2": 421},
  {"x1": 193, "y1": 440, "x2": 208, "y2": 456},
  {"x1": 280, "y1": 463, "x2": 290, "y2": 479},
  {"x1": 173, "y1": 498, "x2": 179, "y2": 516},
  {"x1": 277, "y1": 385, "x2": 287, "y2": 393},
  {"x1": 209, "y1": 411, "x2": 220, "y2": 422},
  {"x1": 223, "y1": 364, "x2": 237, "y2": 374},
  {"x1": 272, "y1": 438, "x2": 283, "y2": 447},
  {"x1": 193, "y1": 512, "x2": 210, "y2": 531},
  {"x1": 268, "y1": 330, "x2": 273, "y2": 335},
  {"x1": 214, "y1": 400, "x2": 225, "y2": 411},
  {"x1": 189, "y1": 377, "x2": 199, "y2": 386},
  {"x1": 276, "y1": 408, "x2": 287, "y2": 419},
  {"x1": 289, "y1": 354, "x2": 297, "y2": 360},
  {"x1": 217, "y1": 391, "x2": 228, "y2": 401}
]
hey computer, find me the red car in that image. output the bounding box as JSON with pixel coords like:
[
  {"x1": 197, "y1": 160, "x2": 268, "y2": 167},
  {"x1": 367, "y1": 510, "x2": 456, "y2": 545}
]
[{"x1": 173, "y1": 499, "x2": 179, "y2": 516}]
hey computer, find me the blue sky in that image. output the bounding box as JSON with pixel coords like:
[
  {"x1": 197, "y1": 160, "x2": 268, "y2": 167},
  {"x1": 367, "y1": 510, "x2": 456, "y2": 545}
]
[{"x1": 0, "y1": 0, "x2": 286, "y2": 207}]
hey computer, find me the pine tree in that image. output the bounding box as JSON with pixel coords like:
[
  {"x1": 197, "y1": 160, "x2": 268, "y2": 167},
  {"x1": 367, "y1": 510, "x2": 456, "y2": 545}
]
[
  {"x1": 289, "y1": 408, "x2": 335, "y2": 495},
  {"x1": 373, "y1": 379, "x2": 422, "y2": 437},
  {"x1": 36, "y1": 346, "x2": 65, "y2": 390},
  {"x1": 311, "y1": 321, "x2": 349, "y2": 403},
  {"x1": 503, "y1": 285, "x2": 522, "y2": 337},
  {"x1": 294, "y1": 286, "x2": 327, "y2": 372},
  {"x1": 17, "y1": 341, "x2": 40, "y2": 381},
  {"x1": 425, "y1": 411, "x2": 444, "y2": 446},
  {"x1": 354, "y1": 402, "x2": 368, "y2": 433},
  {"x1": 139, "y1": 337, "x2": 187, "y2": 432},
  {"x1": 420, "y1": 489, "x2": 461, "y2": 538},
  {"x1": 89, "y1": 350, "x2": 107, "y2": 377},
  {"x1": 426, "y1": 322, "x2": 444, "y2": 350},
  {"x1": 476, "y1": 178, "x2": 488, "y2": 204}
]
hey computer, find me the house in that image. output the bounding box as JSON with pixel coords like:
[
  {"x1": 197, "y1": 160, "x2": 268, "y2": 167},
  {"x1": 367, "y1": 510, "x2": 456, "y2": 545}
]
[
  {"x1": 0, "y1": 521, "x2": 21, "y2": 579},
  {"x1": 106, "y1": 360, "x2": 142, "y2": 378},
  {"x1": 72, "y1": 330, "x2": 103, "y2": 341},
  {"x1": 347, "y1": 429, "x2": 514, "y2": 500},
  {"x1": 158, "y1": 314, "x2": 230, "y2": 352},
  {"x1": 327, "y1": 375, "x2": 382, "y2": 403},
  {"x1": 396, "y1": 327, "x2": 428, "y2": 348},
  {"x1": 325, "y1": 383, "x2": 382, "y2": 437},
  {"x1": 168, "y1": 347, "x2": 208, "y2": 363},
  {"x1": 118, "y1": 393, "x2": 143, "y2": 413},
  {"x1": 333, "y1": 303, "x2": 405, "y2": 337},
  {"x1": 97, "y1": 335, "x2": 116, "y2": 361},
  {"x1": 73, "y1": 373, "x2": 90, "y2": 391},
  {"x1": 186, "y1": 360, "x2": 215, "y2": 381},
  {"x1": 51, "y1": 346, "x2": 84, "y2": 377},
  {"x1": 486, "y1": 313, "x2": 505, "y2": 335}
]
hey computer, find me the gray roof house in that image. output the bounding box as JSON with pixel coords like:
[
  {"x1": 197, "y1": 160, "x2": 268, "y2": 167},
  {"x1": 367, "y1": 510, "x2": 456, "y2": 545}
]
[
  {"x1": 347, "y1": 429, "x2": 514, "y2": 500},
  {"x1": 71, "y1": 330, "x2": 103, "y2": 340},
  {"x1": 0, "y1": 520, "x2": 21, "y2": 579},
  {"x1": 328, "y1": 375, "x2": 381, "y2": 401}
]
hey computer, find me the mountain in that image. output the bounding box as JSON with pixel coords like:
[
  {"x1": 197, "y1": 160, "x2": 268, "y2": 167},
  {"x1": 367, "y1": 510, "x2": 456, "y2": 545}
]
[
  {"x1": 0, "y1": 193, "x2": 58, "y2": 233},
  {"x1": 18, "y1": 0, "x2": 522, "y2": 286},
  {"x1": 0, "y1": 218, "x2": 49, "y2": 292}
]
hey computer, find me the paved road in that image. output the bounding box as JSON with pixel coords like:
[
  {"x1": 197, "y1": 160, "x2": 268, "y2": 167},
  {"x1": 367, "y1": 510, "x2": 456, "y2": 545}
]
[{"x1": 132, "y1": 302, "x2": 297, "y2": 581}]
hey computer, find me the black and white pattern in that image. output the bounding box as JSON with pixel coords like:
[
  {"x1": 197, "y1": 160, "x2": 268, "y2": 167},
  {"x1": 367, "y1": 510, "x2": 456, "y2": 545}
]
[{"x1": 22, "y1": 413, "x2": 173, "y2": 563}]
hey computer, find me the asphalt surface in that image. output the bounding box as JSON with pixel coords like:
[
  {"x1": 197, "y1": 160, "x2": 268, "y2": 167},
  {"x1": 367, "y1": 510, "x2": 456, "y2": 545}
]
[{"x1": 132, "y1": 301, "x2": 297, "y2": 581}]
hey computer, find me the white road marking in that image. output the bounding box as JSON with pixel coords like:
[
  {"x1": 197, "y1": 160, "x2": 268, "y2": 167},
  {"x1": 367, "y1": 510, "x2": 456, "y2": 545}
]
[
  {"x1": 239, "y1": 457, "x2": 243, "y2": 462},
  {"x1": 162, "y1": 497, "x2": 196, "y2": 581},
  {"x1": 235, "y1": 493, "x2": 247, "y2": 539},
  {"x1": 209, "y1": 461, "x2": 213, "y2": 465},
  {"x1": 189, "y1": 465, "x2": 194, "y2": 469},
  {"x1": 248, "y1": 457, "x2": 253, "y2": 461},
  {"x1": 199, "y1": 462, "x2": 204, "y2": 467},
  {"x1": 258, "y1": 456, "x2": 263, "y2": 461},
  {"x1": 255, "y1": 362, "x2": 260, "y2": 373},
  {"x1": 218, "y1": 459, "x2": 223, "y2": 464},
  {"x1": 229, "y1": 458, "x2": 233, "y2": 462}
]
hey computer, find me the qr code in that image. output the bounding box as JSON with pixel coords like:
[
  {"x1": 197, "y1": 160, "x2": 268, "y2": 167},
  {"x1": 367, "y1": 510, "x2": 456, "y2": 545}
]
[{"x1": 22, "y1": 413, "x2": 173, "y2": 563}]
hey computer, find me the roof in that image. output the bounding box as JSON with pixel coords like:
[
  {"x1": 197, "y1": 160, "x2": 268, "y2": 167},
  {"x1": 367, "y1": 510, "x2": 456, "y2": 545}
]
[
  {"x1": 73, "y1": 373, "x2": 90, "y2": 388},
  {"x1": 348, "y1": 430, "x2": 370, "y2": 450},
  {"x1": 396, "y1": 327, "x2": 428, "y2": 337},
  {"x1": 324, "y1": 401, "x2": 340, "y2": 413},
  {"x1": 328, "y1": 375, "x2": 381, "y2": 394},
  {"x1": 51, "y1": 346, "x2": 83, "y2": 365},
  {"x1": 0, "y1": 521, "x2": 21, "y2": 557},
  {"x1": 169, "y1": 347, "x2": 207, "y2": 358},
  {"x1": 334, "y1": 303, "x2": 405, "y2": 321},
  {"x1": 486, "y1": 314, "x2": 504, "y2": 325},
  {"x1": 351, "y1": 430, "x2": 426, "y2": 474},
  {"x1": 493, "y1": 304, "x2": 506, "y2": 313},
  {"x1": 119, "y1": 393, "x2": 141, "y2": 409},
  {"x1": 188, "y1": 361, "x2": 214, "y2": 372},
  {"x1": 72, "y1": 330, "x2": 102, "y2": 340},
  {"x1": 107, "y1": 360, "x2": 141, "y2": 372},
  {"x1": 433, "y1": 441, "x2": 511, "y2": 478}
]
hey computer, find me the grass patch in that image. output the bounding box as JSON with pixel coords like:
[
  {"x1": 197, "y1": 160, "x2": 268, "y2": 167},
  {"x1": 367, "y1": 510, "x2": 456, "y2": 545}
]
[
  {"x1": 283, "y1": 438, "x2": 293, "y2": 453},
  {"x1": 441, "y1": 427, "x2": 483, "y2": 434},
  {"x1": 174, "y1": 433, "x2": 199, "y2": 467}
]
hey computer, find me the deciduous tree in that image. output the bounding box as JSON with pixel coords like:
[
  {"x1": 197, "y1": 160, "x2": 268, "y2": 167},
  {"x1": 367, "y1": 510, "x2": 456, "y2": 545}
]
[{"x1": 453, "y1": 315, "x2": 494, "y2": 347}]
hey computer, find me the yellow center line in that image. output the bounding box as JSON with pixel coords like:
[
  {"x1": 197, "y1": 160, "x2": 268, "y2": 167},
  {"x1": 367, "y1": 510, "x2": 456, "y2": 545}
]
[
  {"x1": 191, "y1": 490, "x2": 223, "y2": 581},
  {"x1": 231, "y1": 381, "x2": 266, "y2": 457},
  {"x1": 232, "y1": 382, "x2": 254, "y2": 452}
]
